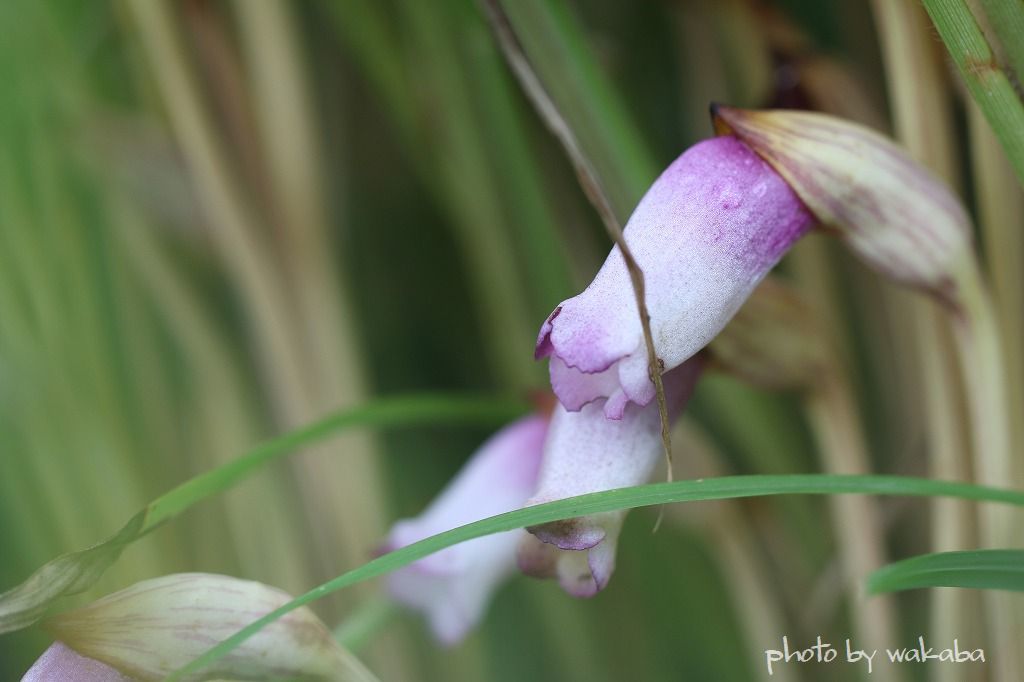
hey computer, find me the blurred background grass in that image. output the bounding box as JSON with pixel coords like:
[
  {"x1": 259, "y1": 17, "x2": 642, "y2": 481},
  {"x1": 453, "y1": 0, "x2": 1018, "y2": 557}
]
[{"x1": 1, "y1": 1, "x2": 1021, "y2": 680}]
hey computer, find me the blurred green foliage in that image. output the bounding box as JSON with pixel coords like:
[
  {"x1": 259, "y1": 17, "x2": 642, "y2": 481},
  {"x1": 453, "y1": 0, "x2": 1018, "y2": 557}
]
[{"x1": 2, "y1": 0, "x2": 1022, "y2": 680}]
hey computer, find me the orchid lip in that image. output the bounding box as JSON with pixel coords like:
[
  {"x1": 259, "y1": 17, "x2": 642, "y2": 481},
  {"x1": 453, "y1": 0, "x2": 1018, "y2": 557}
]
[{"x1": 538, "y1": 325, "x2": 633, "y2": 376}]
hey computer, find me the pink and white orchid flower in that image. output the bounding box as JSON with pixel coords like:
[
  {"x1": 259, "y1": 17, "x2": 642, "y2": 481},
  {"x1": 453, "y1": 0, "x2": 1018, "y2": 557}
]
[
  {"x1": 536, "y1": 136, "x2": 814, "y2": 418},
  {"x1": 539, "y1": 109, "x2": 974, "y2": 419},
  {"x1": 381, "y1": 413, "x2": 548, "y2": 645}
]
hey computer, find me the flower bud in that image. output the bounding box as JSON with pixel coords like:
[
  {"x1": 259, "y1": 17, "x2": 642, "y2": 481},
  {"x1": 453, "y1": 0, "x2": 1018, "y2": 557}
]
[
  {"x1": 40, "y1": 573, "x2": 370, "y2": 681},
  {"x1": 517, "y1": 359, "x2": 703, "y2": 597},
  {"x1": 381, "y1": 414, "x2": 547, "y2": 644},
  {"x1": 711, "y1": 105, "x2": 973, "y2": 306},
  {"x1": 707, "y1": 277, "x2": 832, "y2": 390}
]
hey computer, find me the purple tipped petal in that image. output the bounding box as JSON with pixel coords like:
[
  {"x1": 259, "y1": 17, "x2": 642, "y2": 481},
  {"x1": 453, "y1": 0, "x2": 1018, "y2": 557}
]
[
  {"x1": 383, "y1": 414, "x2": 548, "y2": 644},
  {"x1": 519, "y1": 360, "x2": 703, "y2": 596},
  {"x1": 22, "y1": 642, "x2": 130, "y2": 682},
  {"x1": 540, "y1": 136, "x2": 813, "y2": 412}
]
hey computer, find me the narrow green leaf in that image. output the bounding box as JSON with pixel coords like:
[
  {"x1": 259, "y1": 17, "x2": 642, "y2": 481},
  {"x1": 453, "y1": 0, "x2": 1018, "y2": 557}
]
[
  {"x1": 921, "y1": 0, "x2": 1024, "y2": 185},
  {"x1": 868, "y1": 549, "x2": 1024, "y2": 594},
  {"x1": 170, "y1": 473, "x2": 1024, "y2": 680},
  {"x1": 0, "y1": 394, "x2": 526, "y2": 634}
]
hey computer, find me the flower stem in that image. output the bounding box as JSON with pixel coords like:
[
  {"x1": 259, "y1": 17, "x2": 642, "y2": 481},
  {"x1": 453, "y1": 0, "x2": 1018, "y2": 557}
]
[
  {"x1": 483, "y1": 0, "x2": 673, "y2": 478},
  {"x1": 868, "y1": 3, "x2": 990, "y2": 677},
  {"x1": 951, "y1": 256, "x2": 1022, "y2": 682},
  {"x1": 968, "y1": 101, "x2": 1024, "y2": 481},
  {"x1": 953, "y1": 260, "x2": 1016, "y2": 525}
]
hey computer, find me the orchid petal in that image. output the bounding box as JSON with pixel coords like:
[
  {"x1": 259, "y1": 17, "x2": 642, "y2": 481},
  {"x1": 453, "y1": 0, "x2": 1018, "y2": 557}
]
[{"x1": 382, "y1": 414, "x2": 547, "y2": 644}]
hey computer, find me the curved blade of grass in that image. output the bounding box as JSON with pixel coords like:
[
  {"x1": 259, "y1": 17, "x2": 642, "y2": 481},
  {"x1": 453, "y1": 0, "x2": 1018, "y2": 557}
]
[
  {"x1": 170, "y1": 473, "x2": 1024, "y2": 680},
  {"x1": 868, "y1": 550, "x2": 1024, "y2": 594},
  {"x1": 0, "y1": 393, "x2": 526, "y2": 633}
]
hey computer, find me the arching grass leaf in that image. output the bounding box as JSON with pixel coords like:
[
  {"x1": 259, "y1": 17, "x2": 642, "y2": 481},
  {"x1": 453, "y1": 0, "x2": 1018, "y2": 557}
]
[
  {"x1": 0, "y1": 394, "x2": 525, "y2": 634},
  {"x1": 868, "y1": 549, "x2": 1024, "y2": 594},
  {"x1": 169, "y1": 473, "x2": 1024, "y2": 680}
]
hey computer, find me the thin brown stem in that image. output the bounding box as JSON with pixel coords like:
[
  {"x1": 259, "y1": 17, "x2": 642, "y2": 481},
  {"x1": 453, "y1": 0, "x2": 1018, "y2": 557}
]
[{"x1": 482, "y1": 0, "x2": 673, "y2": 477}]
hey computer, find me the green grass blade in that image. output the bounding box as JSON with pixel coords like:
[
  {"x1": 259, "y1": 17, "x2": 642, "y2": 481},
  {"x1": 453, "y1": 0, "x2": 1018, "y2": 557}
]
[
  {"x1": 169, "y1": 473, "x2": 1024, "y2": 680},
  {"x1": 868, "y1": 549, "x2": 1024, "y2": 594},
  {"x1": 0, "y1": 394, "x2": 526, "y2": 634},
  {"x1": 921, "y1": 0, "x2": 1024, "y2": 185}
]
